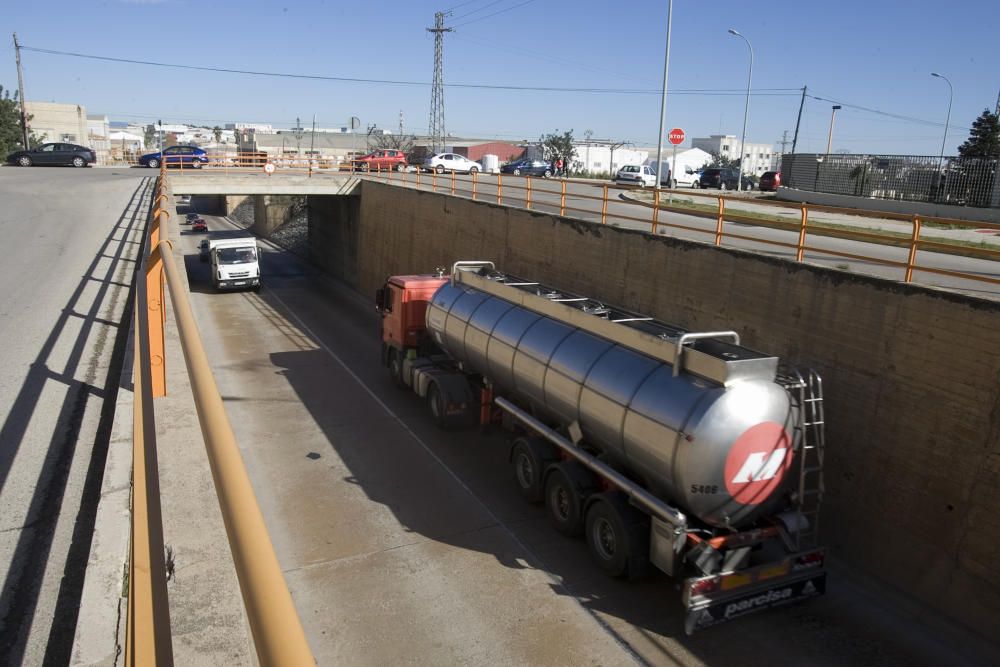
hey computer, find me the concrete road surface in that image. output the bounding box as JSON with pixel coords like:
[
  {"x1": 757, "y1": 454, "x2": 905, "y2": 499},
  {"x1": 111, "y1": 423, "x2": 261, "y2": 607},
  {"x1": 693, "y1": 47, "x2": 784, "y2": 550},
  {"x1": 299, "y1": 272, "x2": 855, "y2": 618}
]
[
  {"x1": 175, "y1": 209, "x2": 992, "y2": 667},
  {"x1": 0, "y1": 166, "x2": 149, "y2": 664}
]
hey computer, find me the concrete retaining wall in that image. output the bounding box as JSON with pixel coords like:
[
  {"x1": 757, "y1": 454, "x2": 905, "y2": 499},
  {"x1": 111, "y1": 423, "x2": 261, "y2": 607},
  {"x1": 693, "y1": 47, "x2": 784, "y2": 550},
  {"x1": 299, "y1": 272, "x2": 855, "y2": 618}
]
[{"x1": 309, "y1": 180, "x2": 1000, "y2": 640}]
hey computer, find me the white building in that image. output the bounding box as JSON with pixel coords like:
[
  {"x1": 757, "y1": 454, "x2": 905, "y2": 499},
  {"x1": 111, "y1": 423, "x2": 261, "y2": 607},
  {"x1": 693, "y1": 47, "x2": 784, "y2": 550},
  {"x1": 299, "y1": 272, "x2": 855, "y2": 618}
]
[
  {"x1": 225, "y1": 122, "x2": 274, "y2": 134},
  {"x1": 572, "y1": 140, "x2": 649, "y2": 175},
  {"x1": 691, "y1": 134, "x2": 775, "y2": 177},
  {"x1": 87, "y1": 114, "x2": 111, "y2": 162}
]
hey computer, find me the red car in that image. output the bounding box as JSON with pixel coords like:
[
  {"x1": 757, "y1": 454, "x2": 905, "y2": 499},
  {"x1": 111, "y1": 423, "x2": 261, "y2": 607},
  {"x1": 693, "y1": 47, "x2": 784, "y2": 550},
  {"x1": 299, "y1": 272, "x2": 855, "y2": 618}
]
[
  {"x1": 192, "y1": 220, "x2": 208, "y2": 232},
  {"x1": 759, "y1": 171, "x2": 781, "y2": 192},
  {"x1": 352, "y1": 149, "x2": 408, "y2": 172}
]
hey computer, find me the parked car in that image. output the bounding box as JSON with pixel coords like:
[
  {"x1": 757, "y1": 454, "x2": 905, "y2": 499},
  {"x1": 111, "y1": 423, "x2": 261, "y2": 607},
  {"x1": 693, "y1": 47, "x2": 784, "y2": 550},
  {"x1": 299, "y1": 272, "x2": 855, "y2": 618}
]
[
  {"x1": 500, "y1": 159, "x2": 552, "y2": 178},
  {"x1": 758, "y1": 171, "x2": 781, "y2": 192},
  {"x1": 698, "y1": 168, "x2": 753, "y2": 190},
  {"x1": 139, "y1": 145, "x2": 209, "y2": 169},
  {"x1": 423, "y1": 153, "x2": 481, "y2": 174},
  {"x1": 199, "y1": 239, "x2": 211, "y2": 262},
  {"x1": 6, "y1": 142, "x2": 96, "y2": 168},
  {"x1": 615, "y1": 164, "x2": 657, "y2": 188},
  {"x1": 352, "y1": 149, "x2": 408, "y2": 172},
  {"x1": 192, "y1": 220, "x2": 208, "y2": 232}
]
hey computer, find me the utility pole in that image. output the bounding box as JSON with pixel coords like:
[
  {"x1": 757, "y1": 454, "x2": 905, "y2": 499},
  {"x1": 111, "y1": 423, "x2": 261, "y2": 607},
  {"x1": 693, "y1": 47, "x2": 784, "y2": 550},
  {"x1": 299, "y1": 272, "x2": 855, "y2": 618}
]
[
  {"x1": 399, "y1": 109, "x2": 404, "y2": 137},
  {"x1": 13, "y1": 33, "x2": 30, "y2": 149},
  {"x1": 653, "y1": 0, "x2": 674, "y2": 190},
  {"x1": 995, "y1": 88, "x2": 999, "y2": 116},
  {"x1": 791, "y1": 86, "x2": 807, "y2": 154},
  {"x1": 427, "y1": 11, "x2": 452, "y2": 153}
]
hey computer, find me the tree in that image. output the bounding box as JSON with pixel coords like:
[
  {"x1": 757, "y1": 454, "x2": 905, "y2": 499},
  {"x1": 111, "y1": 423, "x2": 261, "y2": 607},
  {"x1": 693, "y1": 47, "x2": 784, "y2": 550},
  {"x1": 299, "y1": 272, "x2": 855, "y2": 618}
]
[
  {"x1": 707, "y1": 150, "x2": 741, "y2": 170},
  {"x1": 371, "y1": 131, "x2": 415, "y2": 154},
  {"x1": 212, "y1": 125, "x2": 223, "y2": 143},
  {"x1": 0, "y1": 85, "x2": 30, "y2": 157},
  {"x1": 541, "y1": 129, "x2": 575, "y2": 171},
  {"x1": 143, "y1": 125, "x2": 157, "y2": 150},
  {"x1": 957, "y1": 109, "x2": 1000, "y2": 158}
]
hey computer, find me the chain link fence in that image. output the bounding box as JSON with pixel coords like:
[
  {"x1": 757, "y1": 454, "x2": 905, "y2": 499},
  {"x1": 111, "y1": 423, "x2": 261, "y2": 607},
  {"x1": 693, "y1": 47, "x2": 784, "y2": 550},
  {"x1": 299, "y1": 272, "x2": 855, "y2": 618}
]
[{"x1": 781, "y1": 153, "x2": 1000, "y2": 208}]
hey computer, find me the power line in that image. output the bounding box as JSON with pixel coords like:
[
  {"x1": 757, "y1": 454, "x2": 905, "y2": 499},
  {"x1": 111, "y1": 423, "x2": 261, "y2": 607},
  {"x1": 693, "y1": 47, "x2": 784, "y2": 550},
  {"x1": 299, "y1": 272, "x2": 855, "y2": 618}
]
[
  {"x1": 451, "y1": 0, "x2": 538, "y2": 28},
  {"x1": 807, "y1": 92, "x2": 970, "y2": 132},
  {"x1": 19, "y1": 45, "x2": 801, "y2": 96},
  {"x1": 450, "y1": 0, "x2": 508, "y2": 22}
]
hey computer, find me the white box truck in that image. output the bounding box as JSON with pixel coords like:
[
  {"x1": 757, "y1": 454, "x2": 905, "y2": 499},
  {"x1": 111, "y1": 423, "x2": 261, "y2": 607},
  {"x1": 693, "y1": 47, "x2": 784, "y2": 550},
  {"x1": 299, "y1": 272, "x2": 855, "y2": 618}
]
[{"x1": 208, "y1": 238, "x2": 261, "y2": 291}]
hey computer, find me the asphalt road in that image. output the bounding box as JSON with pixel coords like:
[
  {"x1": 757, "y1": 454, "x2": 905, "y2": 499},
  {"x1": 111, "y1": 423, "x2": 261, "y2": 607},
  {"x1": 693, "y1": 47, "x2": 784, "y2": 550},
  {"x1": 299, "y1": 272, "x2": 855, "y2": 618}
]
[
  {"x1": 176, "y1": 208, "x2": 991, "y2": 667},
  {"x1": 379, "y1": 172, "x2": 1000, "y2": 299},
  {"x1": 0, "y1": 166, "x2": 149, "y2": 665}
]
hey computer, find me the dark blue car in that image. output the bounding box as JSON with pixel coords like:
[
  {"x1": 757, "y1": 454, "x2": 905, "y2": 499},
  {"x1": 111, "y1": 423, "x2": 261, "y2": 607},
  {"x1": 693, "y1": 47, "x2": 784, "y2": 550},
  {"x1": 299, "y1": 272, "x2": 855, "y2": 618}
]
[
  {"x1": 500, "y1": 158, "x2": 552, "y2": 177},
  {"x1": 139, "y1": 145, "x2": 209, "y2": 169}
]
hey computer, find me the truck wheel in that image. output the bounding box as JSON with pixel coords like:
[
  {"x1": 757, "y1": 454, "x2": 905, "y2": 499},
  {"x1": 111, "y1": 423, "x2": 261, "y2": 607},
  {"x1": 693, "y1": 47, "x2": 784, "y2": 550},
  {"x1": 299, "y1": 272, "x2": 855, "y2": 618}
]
[
  {"x1": 427, "y1": 383, "x2": 448, "y2": 428},
  {"x1": 545, "y1": 462, "x2": 595, "y2": 536},
  {"x1": 510, "y1": 436, "x2": 554, "y2": 504},
  {"x1": 387, "y1": 349, "x2": 407, "y2": 389},
  {"x1": 585, "y1": 493, "x2": 651, "y2": 579}
]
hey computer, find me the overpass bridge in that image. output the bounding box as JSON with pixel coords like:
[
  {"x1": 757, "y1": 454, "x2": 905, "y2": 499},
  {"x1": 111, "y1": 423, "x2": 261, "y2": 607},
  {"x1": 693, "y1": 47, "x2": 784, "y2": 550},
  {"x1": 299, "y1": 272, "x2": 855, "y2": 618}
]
[{"x1": 1, "y1": 166, "x2": 997, "y2": 666}]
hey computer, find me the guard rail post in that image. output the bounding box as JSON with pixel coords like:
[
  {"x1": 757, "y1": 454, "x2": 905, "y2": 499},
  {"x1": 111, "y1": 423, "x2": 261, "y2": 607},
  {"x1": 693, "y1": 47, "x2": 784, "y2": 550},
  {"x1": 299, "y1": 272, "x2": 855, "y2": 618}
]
[
  {"x1": 560, "y1": 180, "x2": 567, "y2": 216},
  {"x1": 905, "y1": 214, "x2": 922, "y2": 282},
  {"x1": 526, "y1": 176, "x2": 533, "y2": 209},
  {"x1": 497, "y1": 172, "x2": 502, "y2": 205},
  {"x1": 601, "y1": 184, "x2": 608, "y2": 224},
  {"x1": 471, "y1": 170, "x2": 478, "y2": 200},
  {"x1": 651, "y1": 189, "x2": 661, "y2": 235},
  {"x1": 432, "y1": 170, "x2": 438, "y2": 192},
  {"x1": 451, "y1": 168, "x2": 456, "y2": 195},
  {"x1": 125, "y1": 247, "x2": 174, "y2": 667},
  {"x1": 796, "y1": 203, "x2": 809, "y2": 262},
  {"x1": 714, "y1": 196, "x2": 726, "y2": 246}
]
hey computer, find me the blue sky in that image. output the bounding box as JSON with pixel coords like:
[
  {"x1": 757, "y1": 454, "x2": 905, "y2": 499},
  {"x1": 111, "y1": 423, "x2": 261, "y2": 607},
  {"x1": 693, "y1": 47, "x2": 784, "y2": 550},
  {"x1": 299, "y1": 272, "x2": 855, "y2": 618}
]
[{"x1": 4, "y1": 0, "x2": 998, "y2": 154}]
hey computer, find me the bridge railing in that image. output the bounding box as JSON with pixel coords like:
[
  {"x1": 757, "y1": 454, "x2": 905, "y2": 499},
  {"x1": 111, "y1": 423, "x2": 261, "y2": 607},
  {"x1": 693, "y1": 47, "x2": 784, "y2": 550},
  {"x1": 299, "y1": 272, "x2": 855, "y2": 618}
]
[{"x1": 126, "y1": 163, "x2": 314, "y2": 666}]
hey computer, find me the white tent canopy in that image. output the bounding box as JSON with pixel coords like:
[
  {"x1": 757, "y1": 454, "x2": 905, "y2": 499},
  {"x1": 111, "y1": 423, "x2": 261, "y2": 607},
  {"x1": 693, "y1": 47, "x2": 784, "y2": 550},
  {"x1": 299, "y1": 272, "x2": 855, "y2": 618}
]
[{"x1": 109, "y1": 131, "x2": 143, "y2": 142}]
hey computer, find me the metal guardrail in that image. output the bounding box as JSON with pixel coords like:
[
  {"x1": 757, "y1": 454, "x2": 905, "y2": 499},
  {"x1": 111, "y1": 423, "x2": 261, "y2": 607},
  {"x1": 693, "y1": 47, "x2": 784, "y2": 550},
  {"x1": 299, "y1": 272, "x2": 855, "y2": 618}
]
[
  {"x1": 126, "y1": 164, "x2": 314, "y2": 665},
  {"x1": 781, "y1": 152, "x2": 1000, "y2": 208}
]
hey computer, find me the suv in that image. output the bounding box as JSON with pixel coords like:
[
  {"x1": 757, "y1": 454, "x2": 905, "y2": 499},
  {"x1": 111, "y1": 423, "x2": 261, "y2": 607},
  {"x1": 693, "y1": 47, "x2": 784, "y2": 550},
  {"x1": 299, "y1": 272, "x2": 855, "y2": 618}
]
[
  {"x1": 758, "y1": 171, "x2": 781, "y2": 192},
  {"x1": 352, "y1": 149, "x2": 408, "y2": 172},
  {"x1": 698, "y1": 168, "x2": 753, "y2": 190}
]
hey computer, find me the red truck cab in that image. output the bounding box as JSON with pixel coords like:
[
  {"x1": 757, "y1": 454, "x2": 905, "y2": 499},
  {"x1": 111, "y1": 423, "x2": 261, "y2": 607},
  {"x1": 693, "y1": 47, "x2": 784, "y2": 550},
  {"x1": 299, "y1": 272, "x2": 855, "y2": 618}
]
[{"x1": 376, "y1": 273, "x2": 448, "y2": 355}]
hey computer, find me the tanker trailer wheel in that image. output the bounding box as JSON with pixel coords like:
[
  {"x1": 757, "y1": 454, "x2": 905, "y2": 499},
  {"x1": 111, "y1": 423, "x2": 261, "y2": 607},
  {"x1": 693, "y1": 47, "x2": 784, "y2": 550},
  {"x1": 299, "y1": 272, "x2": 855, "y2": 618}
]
[
  {"x1": 545, "y1": 462, "x2": 596, "y2": 537},
  {"x1": 427, "y1": 383, "x2": 449, "y2": 428},
  {"x1": 584, "y1": 493, "x2": 651, "y2": 579},
  {"x1": 510, "y1": 436, "x2": 555, "y2": 504}
]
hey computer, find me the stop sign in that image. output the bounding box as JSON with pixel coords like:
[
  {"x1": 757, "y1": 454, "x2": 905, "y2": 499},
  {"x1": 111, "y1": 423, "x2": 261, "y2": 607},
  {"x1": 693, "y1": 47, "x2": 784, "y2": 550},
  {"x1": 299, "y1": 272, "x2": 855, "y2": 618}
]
[{"x1": 668, "y1": 128, "x2": 685, "y2": 145}]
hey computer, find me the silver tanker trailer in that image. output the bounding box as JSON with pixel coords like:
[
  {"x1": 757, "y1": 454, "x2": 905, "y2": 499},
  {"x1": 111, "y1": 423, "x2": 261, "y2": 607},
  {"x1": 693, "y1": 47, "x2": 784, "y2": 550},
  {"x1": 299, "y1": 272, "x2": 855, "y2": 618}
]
[{"x1": 376, "y1": 261, "x2": 828, "y2": 632}]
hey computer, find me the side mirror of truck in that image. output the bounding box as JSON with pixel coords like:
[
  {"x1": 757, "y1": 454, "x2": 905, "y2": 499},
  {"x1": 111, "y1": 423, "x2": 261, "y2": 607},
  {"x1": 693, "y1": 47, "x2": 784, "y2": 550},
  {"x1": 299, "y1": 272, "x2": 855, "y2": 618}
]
[{"x1": 374, "y1": 287, "x2": 385, "y2": 313}]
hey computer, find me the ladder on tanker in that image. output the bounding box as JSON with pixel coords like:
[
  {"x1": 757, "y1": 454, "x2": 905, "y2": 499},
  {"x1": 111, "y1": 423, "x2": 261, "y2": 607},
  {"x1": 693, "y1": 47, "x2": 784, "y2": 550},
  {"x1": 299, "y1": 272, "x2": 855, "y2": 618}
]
[{"x1": 780, "y1": 369, "x2": 826, "y2": 551}]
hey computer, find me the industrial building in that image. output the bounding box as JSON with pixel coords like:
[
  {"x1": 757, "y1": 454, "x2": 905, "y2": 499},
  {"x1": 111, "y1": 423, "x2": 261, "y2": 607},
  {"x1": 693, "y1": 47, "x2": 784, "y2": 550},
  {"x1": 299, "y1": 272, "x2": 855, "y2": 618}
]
[{"x1": 691, "y1": 134, "x2": 775, "y2": 177}]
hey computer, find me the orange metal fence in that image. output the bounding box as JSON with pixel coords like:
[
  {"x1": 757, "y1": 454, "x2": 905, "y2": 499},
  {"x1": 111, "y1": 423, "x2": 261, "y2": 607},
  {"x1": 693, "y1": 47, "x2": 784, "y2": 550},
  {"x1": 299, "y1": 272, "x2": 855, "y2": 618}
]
[{"x1": 126, "y1": 164, "x2": 314, "y2": 666}]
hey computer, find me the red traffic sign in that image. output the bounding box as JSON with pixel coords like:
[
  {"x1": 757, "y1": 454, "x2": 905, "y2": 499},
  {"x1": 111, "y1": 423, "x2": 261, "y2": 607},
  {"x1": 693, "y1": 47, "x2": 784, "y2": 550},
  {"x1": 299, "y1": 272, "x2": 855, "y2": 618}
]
[{"x1": 668, "y1": 128, "x2": 685, "y2": 145}]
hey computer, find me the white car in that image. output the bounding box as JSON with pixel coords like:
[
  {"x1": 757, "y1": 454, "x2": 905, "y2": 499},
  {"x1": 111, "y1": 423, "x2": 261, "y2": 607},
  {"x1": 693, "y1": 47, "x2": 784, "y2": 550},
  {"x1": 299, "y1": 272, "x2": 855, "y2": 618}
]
[
  {"x1": 423, "y1": 153, "x2": 481, "y2": 174},
  {"x1": 615, "y1": 164, "x2": 657, "y2": 188}
]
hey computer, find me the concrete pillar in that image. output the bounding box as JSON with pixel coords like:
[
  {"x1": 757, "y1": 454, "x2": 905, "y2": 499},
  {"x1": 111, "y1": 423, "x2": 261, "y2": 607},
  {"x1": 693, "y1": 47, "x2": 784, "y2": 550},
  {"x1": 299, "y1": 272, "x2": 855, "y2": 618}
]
[{"x1": 251, "y1": 195, "x2": 298, "y2": 237}]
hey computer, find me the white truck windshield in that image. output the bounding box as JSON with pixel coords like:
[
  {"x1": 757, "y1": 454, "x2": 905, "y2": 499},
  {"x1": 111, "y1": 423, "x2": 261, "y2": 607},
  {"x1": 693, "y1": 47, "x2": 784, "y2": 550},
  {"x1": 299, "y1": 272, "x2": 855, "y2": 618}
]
[{"x1": 217, "y1": 247, "x2": 257, "y2": 265}]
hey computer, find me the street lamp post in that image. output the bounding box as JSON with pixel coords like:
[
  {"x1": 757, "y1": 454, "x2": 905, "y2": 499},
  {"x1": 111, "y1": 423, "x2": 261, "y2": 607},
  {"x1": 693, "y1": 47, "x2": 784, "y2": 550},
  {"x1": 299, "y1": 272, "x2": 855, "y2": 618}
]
[
  {"x1": 728, "y1": 28, "x2": 753, "y2": 192},
  {"x1": 653, "y1": 0, "x2": 674, "y2": 190},
  {"x1": 930, "y1": 72, "x2": 953, "y2": 170},
  {"x1": 825, "y1": 105, "x2": 842, "y2": 154}
]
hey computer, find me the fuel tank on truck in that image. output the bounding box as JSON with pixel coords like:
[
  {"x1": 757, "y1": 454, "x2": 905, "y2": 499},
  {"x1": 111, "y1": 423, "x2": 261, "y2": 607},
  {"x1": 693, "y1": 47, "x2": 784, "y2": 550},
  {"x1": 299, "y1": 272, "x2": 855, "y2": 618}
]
[{"x1": 425, "y1": 265, "x2": 799, "y2": 529}]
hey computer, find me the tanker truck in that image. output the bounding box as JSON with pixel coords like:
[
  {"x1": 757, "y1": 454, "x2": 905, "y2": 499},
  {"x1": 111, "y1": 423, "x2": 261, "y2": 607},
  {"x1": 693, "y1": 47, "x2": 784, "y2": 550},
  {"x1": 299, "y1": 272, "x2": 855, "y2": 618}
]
[{"x1": 375, "y1": 261, "x2": 827, "y2": 633}]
